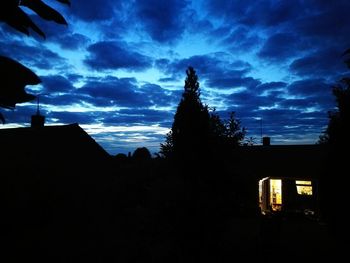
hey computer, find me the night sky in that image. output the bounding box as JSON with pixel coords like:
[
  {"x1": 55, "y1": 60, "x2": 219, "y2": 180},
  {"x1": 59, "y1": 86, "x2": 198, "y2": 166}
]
[{"x1": 1, "y1": 0, "x2": 349, "y2": 155}]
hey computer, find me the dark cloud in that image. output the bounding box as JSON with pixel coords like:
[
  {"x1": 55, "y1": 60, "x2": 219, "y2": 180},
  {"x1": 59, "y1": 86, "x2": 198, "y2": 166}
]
[
  {"x1": 71, "y1": 0, "x2": 119, "y2": 21},
  {"x1": 258, "y1": 108, "x2": 301, "y2": 124},
  {"x1": 205, "y1": 0, "x2": 350, "y2": 65},
  {"x1": 209, "y1": 25, "x2": 232, "y2": 40},
  {"x1": 255, "y1": 106, "x2": 328, "y2": 140},
  {"x1": 39, "y1": 76, "x2": 181, "y2": 113},
  {"x1": 205, "y1": 0, "x2": 303, "y2": 26},
  {"x1": 103, "y1": 109, "x2": 173, "y2": 126},
  {"x1": 66, "y1": 74, "x2": 84, "y2": 83},
  {"x1": 35, "y1": 75, "x2": 87, "y2": 107},
  {"x1": 186, "y1": 16, "x2": 214, "y2": 36},
  {"x1": 205, "y1": 0, "x2": 350, "y2": 36},
  {"x1": 226, "y1": 90, "x2": 279, "y2": 111},
  {"x1": 279, "y1": 98, "x2": 318, "y2": 109},
  {"x1": 223, "y1": 81, "x2": 332, "y2": 142},
  {"x1": 294, "y1": 1, "x2": 350, "y2": 42},
  {"x1": 289, "y1": 48, "x2": 348, "y2": 78},
  {"x1": 287, "y1": 79, "x2": 331, "y2": 97},
  {"x1": 0, "y1": 40, "x2": 66, "y2": 70},
  {"x1": 204, "y1": 0, "x2": 251, "y2": 20},
  {"x1": 133, "y1": 0, "x2": 189, "y2": 43},
  {"x1": 41, "y1": 75, "x2": 76, "y2": 93},
  {"x1": 140, "y1": 84, "x2": 179, "y2": 107},
  {"x1": 47, "y1": 111, "x2": 99, "y2": 124},
  {"x1": 258, "y1": 33, "x2": 302, "y2": 60},
  {"x1": 239, "y1": 1, "x2": 302, "y2": 27},
  {"x1": 77, "y1": 77, "x2": 150, "y2": 107},
  {"x1": 294, "y1": 110, "x2": 330, "y2": 127},
  {"x1": 207, "y1": 76, "x2": 260, "y2": 90},
  {"x1": 221, "y1": 26, "x2": 261, "y2": 52},
  {"x1": 156, "y1": 54, "x2": 253, "y2": 84},
  {"x1": 84, "y1": 41, "x2": 152, "y2": 71},
  {"x1": 29, "y1": 14, "x2": 90, "y2": 50},
  {"x1": 42, "y1": 93, "x2": 86, "y2": 106},
  {"x1": 256, "y1": 81, "x2": 287, "y2": 92},
  {"x1": 158, "y1": 77, "x2": 177, "y2": 83},
  {"x1": 56, "y1": 33, "x2": 90, "y2": 50}
]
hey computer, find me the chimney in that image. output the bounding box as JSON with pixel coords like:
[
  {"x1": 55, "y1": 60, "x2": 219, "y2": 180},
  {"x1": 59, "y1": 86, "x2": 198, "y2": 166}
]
[
  {"x1": 31, "y1": 114, "x2": 45, "y2": 128},
  {"x1": 31, "y1": 96, "x2": 45, "y2": 128},
  {"x1": 262, "y1": 136, "x2": 270, "y2": 146}
]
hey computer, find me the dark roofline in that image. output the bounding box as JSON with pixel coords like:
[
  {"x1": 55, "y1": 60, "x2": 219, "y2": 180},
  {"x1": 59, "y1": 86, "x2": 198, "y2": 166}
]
[
  {"x1": 0, "y1": 122, "x2": 79, "y2": 131},
  {"x1": 71, "y1": 123, "x2": 111, "y2": 157},
  {"x1": 0, "y1": 122, "x2": 110, "y2": 157}
]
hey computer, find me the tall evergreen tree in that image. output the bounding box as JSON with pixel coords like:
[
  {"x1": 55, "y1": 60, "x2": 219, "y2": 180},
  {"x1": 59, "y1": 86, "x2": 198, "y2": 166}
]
[
  {"x1": 319, "y1": 78, "x2": 350, "y2": 145},
  {"x1": 160, "y1": 67, "x2": 246, "y2": 161},
  {"x1": 160, "y1": 67, "x2": 211, "y2": 161},
  {"x1": 159, "y1": 67, "x2": 246, "y2": 261},
  {"x1": 318, "y1": 50, "x2": 350, "y2": 240}
]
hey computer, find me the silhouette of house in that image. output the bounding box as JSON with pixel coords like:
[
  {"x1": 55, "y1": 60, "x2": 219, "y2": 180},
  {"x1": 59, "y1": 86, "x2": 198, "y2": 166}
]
[
  {"x1": 0, "y1": 122, "x2": 110, "y2": 174},
  {"x1": 234, "y1": 139, "x2": 327, "y2": 216},
  {"x1": 1, "y1": 117, "x2": 112, "y2": 260}
]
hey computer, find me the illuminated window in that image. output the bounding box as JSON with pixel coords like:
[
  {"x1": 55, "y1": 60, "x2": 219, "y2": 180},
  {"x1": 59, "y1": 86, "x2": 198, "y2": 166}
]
[
  {"x1": 296, "y1": 180, "x2": 313, "y2": 195},
  {"x1": 270, "y1": 179, "x2": 282, "y2": 211}
]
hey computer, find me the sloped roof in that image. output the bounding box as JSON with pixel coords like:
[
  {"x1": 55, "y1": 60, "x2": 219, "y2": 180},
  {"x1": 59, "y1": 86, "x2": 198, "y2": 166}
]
[{"x1": 0, "y1": 123, "x2": 110, "y2": 171}]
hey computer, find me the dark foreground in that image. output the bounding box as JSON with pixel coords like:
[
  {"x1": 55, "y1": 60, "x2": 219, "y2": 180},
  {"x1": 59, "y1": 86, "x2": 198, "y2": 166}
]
[
  {"x1": 1, "y1": 158, "x2": 343, "y2": 263},
  {"x1": 3, "y1": 205, "x2": 339, "y2": 263}
]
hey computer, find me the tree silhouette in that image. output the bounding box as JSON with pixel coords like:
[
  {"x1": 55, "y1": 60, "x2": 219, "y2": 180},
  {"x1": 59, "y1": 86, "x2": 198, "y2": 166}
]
[
  {"x1": 0, "y1": 0, "x2": 70, "y2": 38},
  {"x1": 243, "y1": 136, "x2": 257, "y2": 146},
  {"x1": 210, "y1": 110, "x2": 246, "y2": 159},
  {"x1": 319, "y1": 79, "x2": 350, "y2": 145},
  {"x1": 319, "y1": 50, "x2": 350, "y2": 240},
  {"x1": 160, "y1": 67, "x2": 211, "y2": 161},
  {"x1": 133, "y1": 147, "x2": 152, "y2": 161},
  {"x1": 0, "y1": 0, "x2": 70, "y2": 123},
  {"x1": 160, "y1": 66, "x2": 246, "y2": 161},
  {"x1": 0, "y1": 56, "x2": 41, "y2": 123},
  {"x1": 159, "y1": 67, "x2": 246, "y2": 261},
  {"x1": 343, "y1": 48, "x2": 350, "y2": 68}
]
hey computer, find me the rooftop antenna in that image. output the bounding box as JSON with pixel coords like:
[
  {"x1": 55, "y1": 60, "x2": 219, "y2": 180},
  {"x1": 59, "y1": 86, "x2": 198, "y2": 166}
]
[{"x1": 36, "y1": 95, "x2": 40, "y2": 115}]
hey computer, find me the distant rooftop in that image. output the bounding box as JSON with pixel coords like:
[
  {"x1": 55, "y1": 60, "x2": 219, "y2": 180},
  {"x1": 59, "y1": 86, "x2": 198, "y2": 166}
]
[{"x1": 0, "y1": 123, "x2": 110, "y2": 162}]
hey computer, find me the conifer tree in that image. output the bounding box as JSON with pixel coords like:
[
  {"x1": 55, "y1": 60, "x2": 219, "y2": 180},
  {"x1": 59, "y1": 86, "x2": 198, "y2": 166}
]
[
  {"x1": 161, "y1": 67, "x2": 211, "y2": 160},
  {"x1": 318, "y1": 51, "x2": 350, "y2": 237},
  {"x1": 160, "y1": 67, "x2": 246, "y2": 161}
]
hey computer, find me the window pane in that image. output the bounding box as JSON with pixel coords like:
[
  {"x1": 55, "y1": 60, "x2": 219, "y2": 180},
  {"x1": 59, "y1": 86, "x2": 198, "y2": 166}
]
[
  {"x1": 270, "y1": 179, "x2": 282, "y2": 211},
  {"x1": 296, "y1": 185, "x2": 313, "y2": 195}
]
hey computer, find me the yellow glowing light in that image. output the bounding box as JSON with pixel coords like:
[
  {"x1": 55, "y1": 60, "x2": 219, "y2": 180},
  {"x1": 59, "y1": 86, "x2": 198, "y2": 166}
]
[
  {"x1": 270, "y1": 179, "x2": 282, "y2": 211},
  {"x1": 296, "y1": 180, "x2": 312, "y2": 185},
  {"x1": 296, "y1": 186, "x2": 313, "y2": 195},
  {"x1": 295, "y1": 180, "x2": 313, "y2": 195}
]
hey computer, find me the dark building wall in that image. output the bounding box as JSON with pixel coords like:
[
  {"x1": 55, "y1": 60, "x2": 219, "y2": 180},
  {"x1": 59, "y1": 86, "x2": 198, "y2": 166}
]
[{"x1": 230, "y1": 144, "x2": 327, "y2": 215}]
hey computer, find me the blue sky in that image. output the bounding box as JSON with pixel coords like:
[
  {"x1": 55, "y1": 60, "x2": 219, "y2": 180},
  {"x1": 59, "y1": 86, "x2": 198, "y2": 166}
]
[{"x1": 1, "y1": 0, "x2": 349, "y2": 155}]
